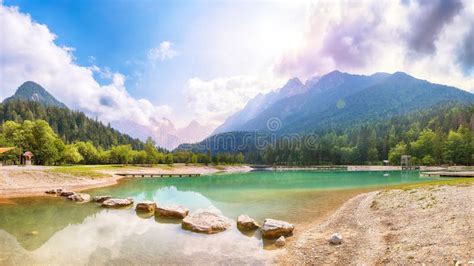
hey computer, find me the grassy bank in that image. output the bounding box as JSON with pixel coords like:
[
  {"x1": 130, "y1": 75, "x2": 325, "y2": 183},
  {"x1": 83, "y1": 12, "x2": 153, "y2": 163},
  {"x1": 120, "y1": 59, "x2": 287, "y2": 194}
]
[
  {"x1": 47, "y1": 165, "x2": 135, "y2": 179},
  {"x1": 388, "y1": 177, "x2": 474, "y2": 190}
]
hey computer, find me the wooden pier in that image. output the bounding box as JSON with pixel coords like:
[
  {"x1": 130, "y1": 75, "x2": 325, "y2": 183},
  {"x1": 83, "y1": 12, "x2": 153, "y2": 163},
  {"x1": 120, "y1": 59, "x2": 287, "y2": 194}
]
[
  {"x1": 116, "y1": 173, "x2": 200, "y2": 178},
  {"x1": 420, "y1": 171, "x2": 474, "y2": 178}
]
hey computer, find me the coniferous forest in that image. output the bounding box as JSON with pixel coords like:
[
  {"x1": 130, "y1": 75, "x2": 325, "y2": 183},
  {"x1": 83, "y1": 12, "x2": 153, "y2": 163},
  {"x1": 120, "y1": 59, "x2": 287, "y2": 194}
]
[
  {"x1": 180, "y1": 103, "x2": 474, "y2": 166},
  {"x1": 1, "y1": 99, "x2": 472, "y2": 166}
]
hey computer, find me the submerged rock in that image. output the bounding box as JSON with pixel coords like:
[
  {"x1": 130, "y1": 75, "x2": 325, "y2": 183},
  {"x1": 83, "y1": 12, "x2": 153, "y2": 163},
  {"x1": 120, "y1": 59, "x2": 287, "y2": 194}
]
[
  {"x1": 102, "y1": 198, "x2": 134, "y2": 208},
  {"x1": 27, "y1": 230, "x2": 39, "y2": 236},
  {"x1": 329, "y1": 233, "x2": 342, "y2": 245},
  {"x1": 261, "y1": 218, "x2": 294, "y2": 239},
  {"x1": 67, "y1": 193, "x2": 91, "y2": 202},
  {"x1": 182, "y1": 210, "x2": 231, "y2": 234},
  {"x1": 156, "y1": 205, "x2": 189, "y2": 219},
  {"x1": 275, "y1": 236, "x2": 286, "y2": 247},
  {"x1": 237, "y1": 214, "x2": 259, "y2": 231},
  {"x1": 59, "y1": 191, "x2": 75, "y2": 197},
  {"x1": 45, "y1": 188, "x2": 63, "y2": 195},
  {"x1": 93, "y1": 195, "x2": 112, "y2": 203},
  {"x1": 136, "y1": 201, "x2": 157, "y2": 213}
]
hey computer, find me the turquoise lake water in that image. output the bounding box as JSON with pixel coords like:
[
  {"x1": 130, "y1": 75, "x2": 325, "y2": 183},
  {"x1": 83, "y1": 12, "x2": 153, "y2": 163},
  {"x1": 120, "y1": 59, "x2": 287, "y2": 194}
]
[{"x1": 0, "y1": 170, "x2": 435, "y2": 264}]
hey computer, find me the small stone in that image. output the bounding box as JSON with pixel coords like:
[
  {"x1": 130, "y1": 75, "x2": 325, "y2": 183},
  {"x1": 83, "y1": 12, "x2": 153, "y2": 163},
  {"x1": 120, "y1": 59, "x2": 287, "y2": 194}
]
[
  {"x1": 237, "y1": 215, "x2": 259, "y2": 231},
  {"x1": 329, "y1": 233, "x2": 342, "y2": 245},
  {"x1": 67, "y1": 193, "x2": 91, "y2": 202},
  {"x1": 27, "y1": 231, "x2": 39, "y2": 236},
  {"x1": 261, "y1": 218, "x2": 294, "y2": 239},
  {"x1": 93, "y1": 195, "x2": 112, "y2": 203},
  {"x1": 275, "y1": 236, "x2": 286, "y2": 247},
  {"x1": 136, "y1": 201, "x2": 156, "y2": 213}
]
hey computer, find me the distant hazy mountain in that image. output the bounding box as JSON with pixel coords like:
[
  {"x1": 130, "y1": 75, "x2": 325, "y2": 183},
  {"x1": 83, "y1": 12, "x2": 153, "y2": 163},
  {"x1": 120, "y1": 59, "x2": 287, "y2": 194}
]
[
  {"x1": 230, "y1": 71, "x2": 474, "y2": 134},
  {"x1": 3, "y1": 81, "x2": 67, "y2": 108},
  {"x1": 176, "y1": 120, "x2": 213, "y2": 144},
  {"x1": 213, "y1": 77, "x2": 310, "y2": 134},
  {"x1": 116, "y1": 118, "x2": 213, "y2": 150}
]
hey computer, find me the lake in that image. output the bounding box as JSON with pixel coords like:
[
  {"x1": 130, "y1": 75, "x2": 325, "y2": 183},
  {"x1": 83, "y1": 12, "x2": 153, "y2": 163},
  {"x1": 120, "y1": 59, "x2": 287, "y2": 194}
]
[{"x1": 0, "y1": 170, "x2": 435, "y2": 264}]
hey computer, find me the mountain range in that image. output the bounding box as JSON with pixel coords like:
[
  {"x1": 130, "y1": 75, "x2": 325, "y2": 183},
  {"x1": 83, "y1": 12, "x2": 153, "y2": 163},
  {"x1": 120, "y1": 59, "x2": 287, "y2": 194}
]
[
  {"x1": 178, "y1": 71, "x2": 474, "y2": 153},
  {"x1": 3, "y1": 71, "x2": 473, "y2": 152},
  {"x1": 212, "y1": 71, "x2": 474, "y2": 135}
]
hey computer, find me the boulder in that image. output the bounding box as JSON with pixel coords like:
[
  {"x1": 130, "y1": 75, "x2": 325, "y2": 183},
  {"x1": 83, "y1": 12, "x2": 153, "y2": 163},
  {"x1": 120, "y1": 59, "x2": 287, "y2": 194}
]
[
  {"x1": 101, "y1": 198, "x2": 134, "y2": 208},
  {"x1": 329, "y1": 233, "x2": 342, "y2": 245},
  {"x1": 237, "y1": 214, "x2": 259, "y2": 231},
  {"x1": 67, "y1": 193, "x2": 91, "y2": 202},
  {"x1": 275, "y1": 236, "x2": 286, "y2": 247},
  {"x1": 59, "y1": 191, "x2": 75, "y2": 197},
  {"x1": 136, "y1": 201, "x2": 157, "y2": 213},
  {"x1": 182, "y1": 210, "x2": 231, "y2": 234},
  {"x1": 261, "y1": 218, "x2": 294, "y2": 239},
  {"x1": 156, "y1": 205, "x2": 189, "y2": 219},
  {"x1": 45, "y1": 188, "x2": 63, "y2": 195},
  {"x1": 93, "y1": 195, "x2": 112, "y2": 203}
]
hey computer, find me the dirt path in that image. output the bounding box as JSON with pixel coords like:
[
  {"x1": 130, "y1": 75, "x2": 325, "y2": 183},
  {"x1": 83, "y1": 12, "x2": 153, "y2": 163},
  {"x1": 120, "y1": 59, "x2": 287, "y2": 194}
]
[{"x1": 284, "y1": 185, "x2": 474, "y2": 265}]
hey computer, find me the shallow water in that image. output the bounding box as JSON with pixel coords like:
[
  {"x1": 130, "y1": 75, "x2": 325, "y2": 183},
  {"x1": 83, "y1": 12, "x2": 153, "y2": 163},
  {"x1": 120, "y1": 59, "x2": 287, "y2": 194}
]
[{"x1": 0, "y1": 170, "x2": 434, "y2": 265}]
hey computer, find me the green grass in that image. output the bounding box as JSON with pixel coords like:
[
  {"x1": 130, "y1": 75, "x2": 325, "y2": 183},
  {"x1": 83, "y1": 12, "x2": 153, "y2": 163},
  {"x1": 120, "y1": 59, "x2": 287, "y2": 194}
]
[
  {"x1": 47, "y1": 164, "x2": 140, "y2": 179},
  {"x1": 387, "y1": 177, "x2": 474, "y2": 191},
  {"x1": 213, "y1": 165, "x2": 226, "y2": 171}
]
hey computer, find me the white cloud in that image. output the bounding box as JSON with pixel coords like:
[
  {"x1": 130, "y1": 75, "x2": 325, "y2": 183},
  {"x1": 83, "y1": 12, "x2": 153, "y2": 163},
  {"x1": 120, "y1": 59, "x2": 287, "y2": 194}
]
[
  {"x1": 0, "y1": 4, "x2": 175, "y2": 146},
  {"x1": 275, "y1": 0, "x2": 474, "y2": 91},
  {"x1": 185, "y1": 74, "x2": 284, "y2": 125},
  {"x1": 147, "y1": 41, "x2": 178, "y2": 62}
]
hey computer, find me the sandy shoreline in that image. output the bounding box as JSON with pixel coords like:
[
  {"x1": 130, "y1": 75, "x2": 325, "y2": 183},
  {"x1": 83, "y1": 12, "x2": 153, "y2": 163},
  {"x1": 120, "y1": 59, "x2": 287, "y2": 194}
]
[
  {"x1": 282, "y1": 184, "x2": 474, "y2": 265},
  {"x1": 0, "y1": 164, "x2": 252, "y2": 199}
]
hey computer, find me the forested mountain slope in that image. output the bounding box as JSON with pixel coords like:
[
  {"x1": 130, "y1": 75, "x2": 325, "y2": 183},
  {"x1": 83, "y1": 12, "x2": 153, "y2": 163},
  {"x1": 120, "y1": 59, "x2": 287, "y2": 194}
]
[
  {"x1": 1, "y1": 82, "x2": 145, "y2": 150},
  {"x1": 234, "y1": 71, "x2": 474, "y2": 134}
]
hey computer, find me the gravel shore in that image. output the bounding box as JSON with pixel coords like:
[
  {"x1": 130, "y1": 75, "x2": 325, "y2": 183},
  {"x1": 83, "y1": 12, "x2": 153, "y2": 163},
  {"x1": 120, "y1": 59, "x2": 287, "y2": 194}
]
[{"x1": 283, "y1": 185, "x2": 474, "y2": 265}]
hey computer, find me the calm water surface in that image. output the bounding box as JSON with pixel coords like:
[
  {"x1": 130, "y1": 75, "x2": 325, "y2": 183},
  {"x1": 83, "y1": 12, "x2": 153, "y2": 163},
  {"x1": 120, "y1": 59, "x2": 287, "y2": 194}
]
[{"x1": 0, "y1": 170, "x2": 434, "y2": 265}]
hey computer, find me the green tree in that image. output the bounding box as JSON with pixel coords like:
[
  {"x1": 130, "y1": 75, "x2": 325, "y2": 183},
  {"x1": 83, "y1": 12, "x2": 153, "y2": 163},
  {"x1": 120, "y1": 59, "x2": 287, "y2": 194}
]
[
  {"x1": 164, "y1": 154, "x2": 174, "y2": 165},
  {"x1": 388, "y1": 141, "x2": 407, "y2": 165},
  {"x1": 74, "y1": 141, "x2": 99, "y2": 164},
  {"x1": 62, "y1": 144, "x2": 83, "y2": 164},
  {"x1": 110, "y1": 145, "x2": 132, "y2": 164}
]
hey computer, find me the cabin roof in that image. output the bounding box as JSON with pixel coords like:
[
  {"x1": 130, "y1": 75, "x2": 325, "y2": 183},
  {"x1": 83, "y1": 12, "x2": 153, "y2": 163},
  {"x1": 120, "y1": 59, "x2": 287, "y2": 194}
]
[{"x1": 0, "y1": 147, "x2": 16, "y2": 154}]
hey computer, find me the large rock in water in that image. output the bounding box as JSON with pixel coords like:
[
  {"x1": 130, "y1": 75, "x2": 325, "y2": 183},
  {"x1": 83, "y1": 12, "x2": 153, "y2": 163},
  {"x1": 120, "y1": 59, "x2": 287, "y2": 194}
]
[
  {"x1": 101, "y1": 198, "x2": 134, "y2": 208},
  {"x1": 261, "y1": 218, "x2": 294, "y2": 239},
  {"x1": 67, "y1": 193, "x2": 91, "y2": 202},
  {"x1": 136, "y1": 201, "x2": 156, "y2": 213},
  {"x1": 93, "y1": 195, "x2": 112, "y2": 203},
  {"x1": 237, "y1": 215, "x2": 259, "y2": 230},
  {"x1": 182, "y1": 210, "x2": 231, "y2": 234},
  {"x1": 156, "y1": 205, "x2": 189, "y2": 219}
]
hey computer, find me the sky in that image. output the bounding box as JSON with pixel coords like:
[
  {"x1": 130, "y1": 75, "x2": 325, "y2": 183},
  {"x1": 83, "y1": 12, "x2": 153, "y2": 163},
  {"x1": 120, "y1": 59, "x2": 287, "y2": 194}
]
[{"x1": 1, "y1": 0, "x2": 473, "y2": 148}]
